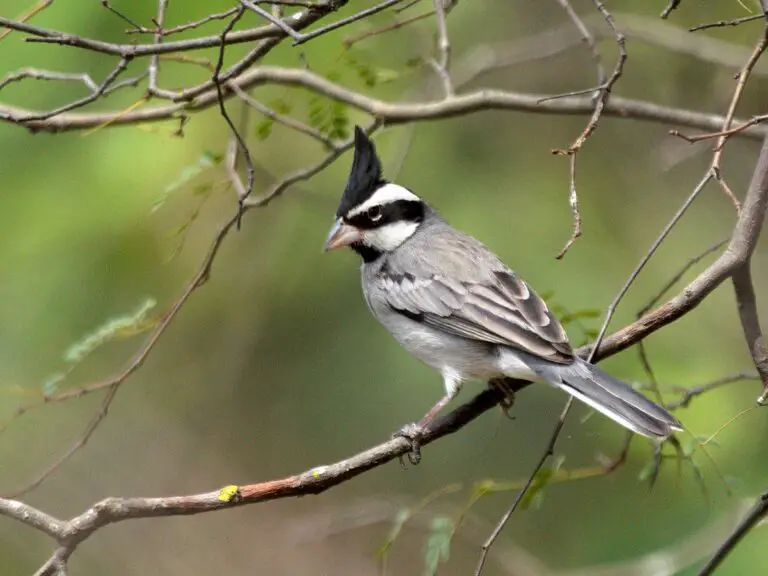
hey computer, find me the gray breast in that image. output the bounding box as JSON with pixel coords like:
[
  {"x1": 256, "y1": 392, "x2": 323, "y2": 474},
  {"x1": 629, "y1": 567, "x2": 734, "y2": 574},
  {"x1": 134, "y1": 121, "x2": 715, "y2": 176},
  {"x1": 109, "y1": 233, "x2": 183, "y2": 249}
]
[{"x1": 361, "y1": 255, "x2": 500, "y2": 381}]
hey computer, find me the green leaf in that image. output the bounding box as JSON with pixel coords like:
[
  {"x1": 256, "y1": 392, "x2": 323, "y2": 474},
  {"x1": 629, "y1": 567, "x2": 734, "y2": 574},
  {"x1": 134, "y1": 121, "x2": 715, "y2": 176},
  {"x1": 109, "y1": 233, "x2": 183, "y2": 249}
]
[
  {"x1": 637, "y1": 459, "x2": 657, "y2": 483},
  {"x1": 423, "y1": 517, "x2": 453, "y2": 576},
  {"x1": 256, "y1": 118, "x2": 274, "y2": 140},
  {"x1": 269, "y1": 97, "x2": 292, "y2": 115},
  {"x1": 41, "y1": 373, "x2": 66, "y2": 395},
  {"x1": 152, "y1": 150, "x2": 222, "y2": 212},
  {"x1": 63, "y1": 298, "x2": 157, "y2": 364},
  {"x1": 520, "y1": 455, "x2": 565, "y2": 510}
]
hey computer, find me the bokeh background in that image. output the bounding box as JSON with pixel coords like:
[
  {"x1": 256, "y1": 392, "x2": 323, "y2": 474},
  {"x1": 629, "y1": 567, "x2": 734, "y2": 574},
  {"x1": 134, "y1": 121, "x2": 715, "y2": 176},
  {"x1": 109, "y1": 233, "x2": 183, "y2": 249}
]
[{"x1": 1, "y1": 1, "x2": 768, "y2": 574}]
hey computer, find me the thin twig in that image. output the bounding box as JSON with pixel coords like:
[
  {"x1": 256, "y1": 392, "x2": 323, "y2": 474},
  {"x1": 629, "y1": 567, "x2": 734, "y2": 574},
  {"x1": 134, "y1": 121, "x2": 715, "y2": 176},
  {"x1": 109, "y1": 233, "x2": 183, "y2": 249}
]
[
  {"x1": 670, "y1": 114, "x2": 768, "y2": 144},
  {"x1": 690, "y1": 13, "x2": 766, "y2": 33},
  {"x1": 3, "y1": 386, "x2": 119, "y2": 498},
  {"x1": 634, "y1": 238, "x2": 727, "y2": 402},
  {"x1": 17, "y1": 57, "x2": 132, "y2": 122},
  {"x1": 555, "y1": 153, "x2": 581, "y2": 259},
  {"x1": 211, "y1": 7, "x2": 254, "y2": 226},
  {"x1": 711, "y1": 26, "x2": 768, "y2": 212},
  {"x1": 147, "y1": 0, "x2": 175, "y2": 100},
  {"x1": 660, "y1": 0, "x2": 681, "y2": 19},
  {"x1": 554, "y1": 0, "x2": 605, "y2": 88},
  {"x1": 0, "y1": 0, "x2": 53, "y2": 43},
  {"x1": 228, "y1": 82, "x2": 332, "y2": 147},
  {"x1": 100, "y1": 1, "x2": 142, "y2": 31},
  {"x1": 665, "y1": 372, "x2": 759, "y2": 410},
  {"x1": 0, "y1": 68, "x2": 98, "y2": 92},
  {"x1": 126, "y1": 8, "x2": 240, "y2": 36},
  {"x1": 474, "y1": 397, "x2": 574, "y2": 576},
  {"x1": 591, "y1": 172, "x2": 713, "y2": 359},
  {"x1": 552, "y1": 0, "x2": 625, "y2": 258},
  {"x1": 698, "y1": 490, "x2": 768, "y2": 575},
  {"x1": 240, "y1": 0, "x2": 303, "y2": 41},
  {"x1": 293, "y1": 0, "x2": 404, "y2": 46},
  {"x1": 431, "y1": 0, "x2": 452, "y2": 96},
  {"x1": 343, "y1": 9, "x2": 433, "y2": 48}
]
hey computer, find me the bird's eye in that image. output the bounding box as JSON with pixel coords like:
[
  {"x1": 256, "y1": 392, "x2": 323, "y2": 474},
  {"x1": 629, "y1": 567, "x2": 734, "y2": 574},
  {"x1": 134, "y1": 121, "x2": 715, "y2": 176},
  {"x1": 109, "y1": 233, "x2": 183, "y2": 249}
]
[{"x1": 367, "y1": 206, "x2": 383, "y2": 222}]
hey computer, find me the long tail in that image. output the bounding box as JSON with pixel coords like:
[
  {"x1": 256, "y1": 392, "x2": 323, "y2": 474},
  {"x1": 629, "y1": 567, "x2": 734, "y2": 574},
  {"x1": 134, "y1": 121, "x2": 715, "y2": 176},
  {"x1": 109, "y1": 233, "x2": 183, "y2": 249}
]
[{"x1": 533, "y1": 359, "x2": 682, "y2": 439}]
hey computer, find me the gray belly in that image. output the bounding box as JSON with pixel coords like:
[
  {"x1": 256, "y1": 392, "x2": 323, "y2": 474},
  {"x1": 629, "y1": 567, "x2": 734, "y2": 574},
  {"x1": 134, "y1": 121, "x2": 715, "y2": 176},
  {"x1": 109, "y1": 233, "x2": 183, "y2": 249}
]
[{"x1": 371, "y1": 302, "x2": 501, "y2": 381}]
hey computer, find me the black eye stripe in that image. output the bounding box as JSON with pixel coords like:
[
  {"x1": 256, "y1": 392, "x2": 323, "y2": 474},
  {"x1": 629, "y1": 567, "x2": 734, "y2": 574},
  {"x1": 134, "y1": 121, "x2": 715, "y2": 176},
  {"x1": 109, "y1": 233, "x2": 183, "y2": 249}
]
[{"x1": 345, "y1": 200, "x2": 425, "y2": 230}]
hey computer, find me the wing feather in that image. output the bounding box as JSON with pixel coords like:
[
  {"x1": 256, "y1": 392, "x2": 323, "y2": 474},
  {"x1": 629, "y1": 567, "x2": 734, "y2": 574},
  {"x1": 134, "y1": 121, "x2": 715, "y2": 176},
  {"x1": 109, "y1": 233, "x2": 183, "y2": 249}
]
[{"x1": 379, "y1": 268, "x2": 573, "y2": 364}]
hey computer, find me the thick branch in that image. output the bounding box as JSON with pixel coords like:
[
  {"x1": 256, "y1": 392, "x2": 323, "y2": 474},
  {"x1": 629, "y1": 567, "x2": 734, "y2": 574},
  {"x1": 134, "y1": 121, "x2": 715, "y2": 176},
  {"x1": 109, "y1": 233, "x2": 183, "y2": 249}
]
[{"x1": 3, "y1": 65, "x2": 767, "y2": 137}]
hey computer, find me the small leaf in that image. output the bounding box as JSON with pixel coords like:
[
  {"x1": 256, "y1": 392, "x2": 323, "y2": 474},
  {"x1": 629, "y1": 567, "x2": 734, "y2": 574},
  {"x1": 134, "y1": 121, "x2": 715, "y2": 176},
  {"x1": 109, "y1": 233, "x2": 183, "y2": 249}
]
[
  {"x1": 269, "y1": 97, "x2": 292, "y2": 115},
  {"x1": 637, "y1": 459, "x2": 657, "y2": 483},
  {"x1": 64, "y1": 298, "x2": 157, "y2": 364},
  {"x1": 423, "y1": 516, "x2": 453, "y2": 576},
  {"x1": 152, "y1": 150, "x2": 222, "y2": 212},
  {"x1": 41, "y1": 373, "x2": 66, "y2": 396},
  {"x1": 256, "y1": 118, "x2": 274, "y2": 140},
  {"x1": 520, "y1": 455, "x2": 565, "y2": 510}
]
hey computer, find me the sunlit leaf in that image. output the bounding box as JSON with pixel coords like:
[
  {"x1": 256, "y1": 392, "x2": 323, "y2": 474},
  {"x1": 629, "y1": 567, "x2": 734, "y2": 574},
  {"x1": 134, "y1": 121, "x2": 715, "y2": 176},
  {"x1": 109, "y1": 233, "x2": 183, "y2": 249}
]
[{"x1": 152, "y1": 150, "x2": 222, "y2": 212}]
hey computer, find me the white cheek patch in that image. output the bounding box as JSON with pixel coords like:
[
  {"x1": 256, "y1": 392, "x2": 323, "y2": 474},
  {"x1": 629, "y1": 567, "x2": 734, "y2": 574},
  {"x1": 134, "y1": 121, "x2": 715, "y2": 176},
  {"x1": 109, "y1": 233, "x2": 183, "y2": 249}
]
[
  {"x1": 363, "y1": 221, "x2": 419, "y2": 251},
  {"x1": 347, "y1": 183, "x2": 420, "y2": 217}
]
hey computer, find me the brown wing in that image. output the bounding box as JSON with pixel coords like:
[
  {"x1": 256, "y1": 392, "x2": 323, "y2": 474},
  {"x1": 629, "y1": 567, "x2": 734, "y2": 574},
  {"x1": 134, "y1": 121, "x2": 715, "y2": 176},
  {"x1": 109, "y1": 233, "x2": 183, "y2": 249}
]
[{"x1": 380, "y1": 269, "x2": 573, "y2": 364}]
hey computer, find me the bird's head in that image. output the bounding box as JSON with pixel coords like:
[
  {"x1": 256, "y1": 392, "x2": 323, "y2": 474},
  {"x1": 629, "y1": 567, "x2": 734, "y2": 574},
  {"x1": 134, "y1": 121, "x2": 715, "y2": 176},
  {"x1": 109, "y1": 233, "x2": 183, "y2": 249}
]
[{"x1": 323, "y1": 126, "x2": 426, "y2": 262}]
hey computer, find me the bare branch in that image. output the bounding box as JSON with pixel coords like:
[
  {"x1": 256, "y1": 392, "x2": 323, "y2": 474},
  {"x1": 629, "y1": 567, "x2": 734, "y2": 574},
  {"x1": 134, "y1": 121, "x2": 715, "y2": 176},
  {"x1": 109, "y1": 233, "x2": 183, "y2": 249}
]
[
  {"x1": 0, "y1": 0, "x2": 337, "y2": 58},
  {"x1": 241, "y1": 0, "x2": 303, "y2": 41},
  {"x1": 293, "y1": 0, "x2": 405, "y2": 46},
  {"x1": 228, "y1": 83, "x2": 332, "y2": 147},
  {"x1": 0, "y1": 0, "x2": 53, "y2": 43},
  {"x1": 475, "y1": 397, "x2": 574, "y2": 576},
  {"x1": 660, "y1": 0, "x2": 681, "y2": 19},
  {"x1": 0, "y1": 68, "x2": 98, "y2": 92},
  {"x1": 665, "y1": 372, "x2": 759, "y2": 410},
  {"x1": 4, "y1": 65, "x2": 768, "y2": 137},
  {"x1": 732, "y1": 267, "x2": 768, "y2": 404},
  {"x1": 17, "y1": 57, "x2": 132, "y2": 122},
  {"x1": 431, "y1": 0, "x2": 453, "y2": 96},
  {"x1": 125, "y1": 7, "x2": 240, "y2": 37},
  {"x1": 212, "y1": 7, "x2": 254, "y2": 220},
  {"x1": 698, "y1": 490, "x2": 768, "y2": 575},
  {"x1": 711, "y1": 27, "x2": 768, "y2": 211},
  {"x1": 690, "y1": 13, "x2": 767, "y2": 33},
  {"x1": 552, "y1": 0, "x2": 625, "y2": 258}
]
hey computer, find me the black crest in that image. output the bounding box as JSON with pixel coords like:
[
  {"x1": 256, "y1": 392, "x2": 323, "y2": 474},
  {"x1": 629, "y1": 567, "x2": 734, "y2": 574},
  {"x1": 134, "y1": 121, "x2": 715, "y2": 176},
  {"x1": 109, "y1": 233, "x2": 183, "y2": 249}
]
[{"x1": 336, "y1": 126, "x2": 386, "y2": 218}]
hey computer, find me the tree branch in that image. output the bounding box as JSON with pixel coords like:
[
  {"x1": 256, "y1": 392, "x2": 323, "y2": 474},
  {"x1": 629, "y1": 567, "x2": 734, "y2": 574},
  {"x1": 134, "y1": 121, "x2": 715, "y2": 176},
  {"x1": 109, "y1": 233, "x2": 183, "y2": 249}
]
[{"x1": 3, "y1": 66, "x2": 768, "y2": 137}]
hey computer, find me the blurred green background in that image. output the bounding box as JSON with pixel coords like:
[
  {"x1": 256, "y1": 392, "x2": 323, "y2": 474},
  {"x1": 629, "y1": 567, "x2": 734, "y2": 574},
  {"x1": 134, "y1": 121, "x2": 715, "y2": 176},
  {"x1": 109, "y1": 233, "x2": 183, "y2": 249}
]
[{"x1": 1, "y1": 1, "x2": 768, "y2": 574}]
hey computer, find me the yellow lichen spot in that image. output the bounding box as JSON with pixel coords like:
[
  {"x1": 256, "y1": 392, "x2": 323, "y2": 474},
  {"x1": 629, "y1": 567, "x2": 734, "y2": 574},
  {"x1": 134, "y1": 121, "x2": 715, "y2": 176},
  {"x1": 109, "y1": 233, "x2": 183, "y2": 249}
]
[
  {"x1": 309, "y1": 466, "x2": 327, "y2": 478},
  {"x1": 217, "y1": 485, "x2": 240, "y2": 503}
]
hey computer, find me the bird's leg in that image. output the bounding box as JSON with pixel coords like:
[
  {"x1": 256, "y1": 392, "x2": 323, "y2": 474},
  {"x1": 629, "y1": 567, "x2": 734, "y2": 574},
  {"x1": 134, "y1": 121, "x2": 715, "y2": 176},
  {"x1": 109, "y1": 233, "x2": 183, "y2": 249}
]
[{"x1": 394, "y1": 378, "x2": 461, "y2": 467}]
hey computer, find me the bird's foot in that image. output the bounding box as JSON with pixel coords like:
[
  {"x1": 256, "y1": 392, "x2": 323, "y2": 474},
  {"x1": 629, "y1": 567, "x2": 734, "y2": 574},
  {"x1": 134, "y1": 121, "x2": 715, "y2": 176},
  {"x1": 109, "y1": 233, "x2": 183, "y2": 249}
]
[
  {"x1": 488, "y1": 378, "x2": 517, "y2": 420},
  {"x1": 499, "y1": 394, "x2": 516, "y2": 420},
  {"x1": 393, "y1": 422, "x2": 425, "y2": 467}
]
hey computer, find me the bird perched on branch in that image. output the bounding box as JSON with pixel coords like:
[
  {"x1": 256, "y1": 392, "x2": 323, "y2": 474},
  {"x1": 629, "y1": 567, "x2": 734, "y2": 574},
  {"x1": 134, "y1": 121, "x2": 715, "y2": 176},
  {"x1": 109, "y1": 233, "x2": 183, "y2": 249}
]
[{"x1": 324, "y1": 126, "x2": 681, "y2": 461}]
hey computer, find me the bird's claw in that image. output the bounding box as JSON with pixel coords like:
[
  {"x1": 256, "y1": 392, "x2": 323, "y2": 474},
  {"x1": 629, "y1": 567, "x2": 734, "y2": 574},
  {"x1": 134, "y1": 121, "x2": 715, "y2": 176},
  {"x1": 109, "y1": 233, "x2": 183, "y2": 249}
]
[
  {"x1": 393, "y1": 422, "x2": 425, "y2": 467},
  {"x1": 499, "y1": 394, "x2": 516, "y2": 420}
]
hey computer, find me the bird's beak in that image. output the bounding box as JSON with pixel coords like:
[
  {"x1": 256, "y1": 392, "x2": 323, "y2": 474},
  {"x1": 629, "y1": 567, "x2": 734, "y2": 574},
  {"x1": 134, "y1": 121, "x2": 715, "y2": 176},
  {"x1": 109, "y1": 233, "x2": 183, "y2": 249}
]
[{"x1": 323, "y1": 219, "x2": 362, "y2": 251}]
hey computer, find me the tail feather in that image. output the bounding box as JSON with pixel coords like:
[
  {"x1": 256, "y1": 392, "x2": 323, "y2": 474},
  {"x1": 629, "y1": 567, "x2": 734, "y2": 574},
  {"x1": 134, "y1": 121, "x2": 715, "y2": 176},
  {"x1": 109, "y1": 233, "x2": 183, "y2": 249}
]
[{"x1": 533, "y1": 359, "x2": 682, "y2": 439}]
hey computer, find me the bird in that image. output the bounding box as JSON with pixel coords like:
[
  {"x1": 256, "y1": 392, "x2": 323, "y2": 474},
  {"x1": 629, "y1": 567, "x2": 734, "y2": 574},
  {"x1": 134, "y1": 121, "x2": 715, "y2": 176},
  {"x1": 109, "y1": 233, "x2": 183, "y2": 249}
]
[{"x1": 324, "y1": 126, "x2": 682, "y2": 459}]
